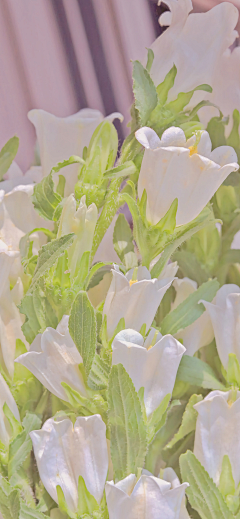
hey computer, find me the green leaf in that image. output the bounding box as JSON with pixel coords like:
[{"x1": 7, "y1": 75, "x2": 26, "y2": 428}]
[
  {"x1": 146, "y1": 48, "x2": 154, "y2": 73},
  {"x1": 87, "y1": 354, "x2": 110, "y2": 390},
  {"x1": 103, "y1": 161, "x2": 137, "y2": 179},
  {"x1": 172, "y1": 250, "x2": 209, "y2": 285},
  {"x1": 227, "y1": 109, "x2": 240, "y2": 162},
  {"x1": 226, "y1": 353, "x2": 240, "y2": 386},
  {"x1": 0, "y1": 475, "x2": 20, "y2": 519},
  {"x1": 132, "y1": 60, "x2": 158, "y2": 125},
  {"x1": 166, "y1": 84, "x2": 212, "y2": 114},
  {"x1": 30, "y1": 234, "x2": 74, "y2": 291},
  {"x1": 3, "y1": 404, "x2": 22, "y2": 440},
  {"x1": 32, "y1": 172, "x2": 62, "y2": 221},
  {"x1": 8, "y1": 413, "x2": 41, "y2": 480},
  {"x1": 161, "y1": 279, "x2": 219, "y2": 336},
  {"x1": 113, "y1": 213, "x2": 138, "y2": 269},
  {"x1": 56, "y1": 486, "x2": 76, "y2": 519},
  {"x1": 165, "y1": 394, "x2": 203, "y2": 449},
  {"x1": 207, "y1": 116, "x2": 227, "y2": 149},
  {"x1": 219, "y1": 456, "x2": 235, "y2": 498},
  {"x1": 177, "y1": 355, "x2": 225, "y2": 390},
  {"x1": 77, "y1": 476, "x2": 99, "y2": 516},
  {"x1": 85, "y1": 262, "x2": 113, "y2": 291},
  {"x1": 156, "y1": 65, "x2": 177, "y2": 106},
  {"x1": 151, "y1": 207, "x2": 215, "y2": 279},
  {"x1": 69, "y1": 291, "x2": 96, "y2": 375},
  {"x1": 19, "y1": 503, "x2": 48, "y2": 519},
  {"x1": 19, "y1": 283, "x2": 58, "y2": 344},
  {"x1": 108, "y1": 364, "x2": 147, "y2": 480},
  {"x1": 0, "y1": 136, "x2": 19, "y2": 181},
  {"x1": 180, "y1": 450, "x2": 234, "y2": 519}
]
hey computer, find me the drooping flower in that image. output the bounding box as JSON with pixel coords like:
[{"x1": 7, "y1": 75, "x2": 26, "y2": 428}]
[
  {"x1": 30, "y1": 415, "x2": 108, "y2": 513},
  {"x1": 105, "y1": 472, "x2": 189, "y2": 519},
  {"x1": 28, "y1": 108, "x2": 123, "y2": 195},
  {"x1": 172, "y1": 278, "x2": 214, "y2": 356},
  {"x1": 149, "y1": 1, "x2": 238, "y2": 101},
  {"x1": 202, "y1": 284, "x2": 240, "y2": 369},
  {"x1": 103, "y1": 264, "x2": 176, "y2": 339},
  {"x1": 0, "y1": 372, "x2": 20, "y2": 445},
  {"x1": 15, "y1": 315, "x2": 86, "y2": 401},
  {"x1": 136, "y1": 127, "x2": 238, "y2": 227},
  {"x1": 112, "y1": 328, "x2": 185, "y2": 416},
  {"x1": 57, "y1": 194, "x2": 98, "y2": 277},
  {"x1": 194, "y1": 390, "x2": 240, "y2": 487}
]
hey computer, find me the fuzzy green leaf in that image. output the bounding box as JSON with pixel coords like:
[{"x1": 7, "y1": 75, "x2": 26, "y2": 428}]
[
  {"x1": 69, "y1": 291, "x2": 96, "y2": 375},
  {"x1": 8, "y1": 413, "x2": 41, "y2": 480},
  {"x1": 0, "y1": 136, "x2": 19, "y2": 181},
  {"x1": 180, "y1": 450, "x2": 234, "y2": 519},
  {"x1": 87, "y1": 354, "x2": 110, "y2": 390},
  {"x1": 132, "y1": 60, "x2": 158, "y2": 125},
  {"x1": 32, "y1": 172, "x2": 62, "y2": 220},
  {"x1": 108, "y1": 364, "x2": 147, "y2": 480}
]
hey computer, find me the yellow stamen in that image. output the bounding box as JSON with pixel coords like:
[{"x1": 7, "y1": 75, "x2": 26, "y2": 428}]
[
  {"x1": 189, "y1": 145, "x2": 198, "y2": 156},
  {"x1": 129, "y1": 279, "x2": 138, "y2": 287}
]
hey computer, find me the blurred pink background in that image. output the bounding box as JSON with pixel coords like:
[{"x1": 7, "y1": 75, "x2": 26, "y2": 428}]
[{"x1": 0, "y1": 0, "x2": 239, "y2": 172}]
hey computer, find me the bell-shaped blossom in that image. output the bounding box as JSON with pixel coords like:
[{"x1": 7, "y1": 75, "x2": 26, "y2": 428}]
[
  {"x1": 162, "y1": 468, "x2": 190, "y2": 519},
  {"x1": 136, "y1": 127, "x2": 238, "y2": 227},
  {"x1": 28, "y1": 108, "x2": 123, "y2": 195},
  {"x1": 202, "y1": 284, "x2": 240, "y2": 369},
  {"x1": 15, "y1": 315, "x2": 86, "y2": 401},
  {"x1": 0, "y1": 244, "x2": 27, "y2": 375},
  {"x1": 0, "y1": 372, "x2": 20, "y2": 445},
  {"x1": 172, "y1": 278, "x2": 214, "y2": 356},
  {"x1": 30, "y1": 415, "x2": 108, "y2": 513},
  {"x1": 103, "y1": 265, "x2": 176, "y2": 338},
  {"x1": 57, "y1": 194, "x2": 98, "y2": 277},
  {"x1": 105, "y1": 472, "x2": 188, "y2": 519},
  {"x1": 149, "y1": 1, "x2": 238, "y2": 101},
  {"x1": 194, "y1": 390, "x2": 240, "y2": 487},
  {"x1": 112, "y1": 328, "x2": 185, "y2": 416},
  {"x1": 1, "y1": 161, "x2": 42, "y2": 194}
]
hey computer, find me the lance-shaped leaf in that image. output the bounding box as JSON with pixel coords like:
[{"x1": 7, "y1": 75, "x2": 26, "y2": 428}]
[
  {"x1": 30, "y1": 233, "x2": 74, "y2": 291},
  {"x1": 180, "y1": 451, "x2": 234, "y2": 519},
  {"x1": 0, "y1": 475, "x2": 20, "y2": 519},
  {"x1": 69, "y1": 291, "x2": 96, "y2": 375},
  {"x1": 132, "y1": 60, "x2": 158, "y2": 125},
  {"x1": 87, "y1": 354, "x2": 110, "y2": 390},
  {"x1": 161, "y1": 279, "x2": 219, "y2": 336},
  {"x1": 176, "y1": 356, "x2": 225, "y2": 390},
  {"x1": 8, "y1": 413, "x2": 42, "y2": 481},
  {"x1": 19, "y1": 503, "x2": 48, "y2": 519},
  {"x1": 0, "y1": 136, "x2": 19, "y2": 181},
  {"x1": 108, "y1": 364, "x2": 147, "y2": 481},
  {"x1": 165, "y1": 394, "x2": 203, "y2": 450},
  {"x1": 19, "y1": 283, "x2": 58, "y2": 344}
]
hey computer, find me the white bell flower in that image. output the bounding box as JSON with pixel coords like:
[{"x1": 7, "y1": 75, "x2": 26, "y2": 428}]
[
  {"x1": 172, "y1": 278, "x2": 214, "y2": 356},
  {"x1": 30, "y1": 415, "x2": 108, "y2": 513},
  {"x1": 162, "y1": 468, "x2": 190, "y2": 519},
  {"x1": 103, "y1": 265, "x2": 176, "y2": 339},
  {"x1": 194, "y1": 390, "x2": 240, "y2": 487},
  {"x1": 136, "y1": 127, "x2": 238, "y2": 227},
  {"x1": 57, "y1": 194, "x2": 98, "y2": 277},
  {"x1": 28, "y1": 108, "x2": 123, "y2": 195},
  {"x1": 0, "y1": 372, "x2": 20, "y2": 445},
  {"x1": 15, "y1": 315, "x2": 86, "y2": 401},
  {"x1": 0, "y1": 244, "x2": 27, "y2": 375},
  {"x1": 202, "y1": 284, "x2": 240, "y2": 369},
  {"x1": 149, "y1": 0, "x2": 238, "y2": 101},
  {"x1": 105, "y1": 472, "x2": 188, "y2": 519},
  {"x1": 112, "y1": 328, "x2": 185, "y2": 416}
]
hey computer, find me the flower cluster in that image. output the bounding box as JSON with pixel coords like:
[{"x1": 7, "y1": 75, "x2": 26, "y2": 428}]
[{"x1": 1, "y1": 1, "x2": 240, "y2": 518}]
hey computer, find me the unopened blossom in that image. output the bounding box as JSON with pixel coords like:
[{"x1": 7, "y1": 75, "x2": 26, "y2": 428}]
[
  {"x1": 105, "y1": 472, "x2": 189, "y2": 519},
  {"x1": 30, "y1": 415, "x2": 108, "y2": 513},
  {"x1": 149, "y1": 0, "x2": 238, "y2": 101},
  {"x1": 0, "y1": 244, "x2": 27, "y2": 375},
  {"x1": 202, "y1": 284, "x2": 240, "y2": 369},
  {"x1": 172, "y1": 278, "x2": 214, "y2": 356},
  {"x1": 28, "y1": 108, "x2": 123, "y2": 194},
  {"x1": 57, "y1": 194, "x2": 98, "y2": 277},
  {"x1": 112, "y1": 328, "x2": 185, "y2": 416},
  {"x1": 0, "y1": 373, "x2": 20, "y2": 445},
  {"x1": 194, "y1": 390, "x2": 240, "y2": 487},
  {"x1": 15, "y1": 315, "x2": 86, "y2": 401},
  {"x1": 103, "y1": 265, "x2": 176, "y2": 339},
  {"x1": 136, "y1": 127, "x2": 238, "y2": 227}
]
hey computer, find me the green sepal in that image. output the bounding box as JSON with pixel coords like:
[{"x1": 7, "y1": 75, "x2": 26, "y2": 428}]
[
  {"x1": 227, "y1": 109, "x2": 240, "y2": 162},
  {"x1": 227, "y1": 353, "x2": 240, "y2": 387},
  {"x1": 146, "y1": 48, "x2": 154, "y2": 73},
  {"x1": 113, "y1": 214, "x2": 138, "y2": 270},
  {"x1": 165, "y1": 394, "x2": 203, "y2": 449},
  {"x1": 77, "y1": 476, "x2": 99, "y2": 516},
  {"x1": 156, "y1": 65, "x2": 177, "y2": 106},
  {"x1": 219, "y1": 455, "x2": 235, "y2": 499},
  {"x1": 56, "y1": 486, "x2": 76, "y2": 519},
  {"x1": 3, "y1": 404, "x2": 22, "y2": 441}
]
